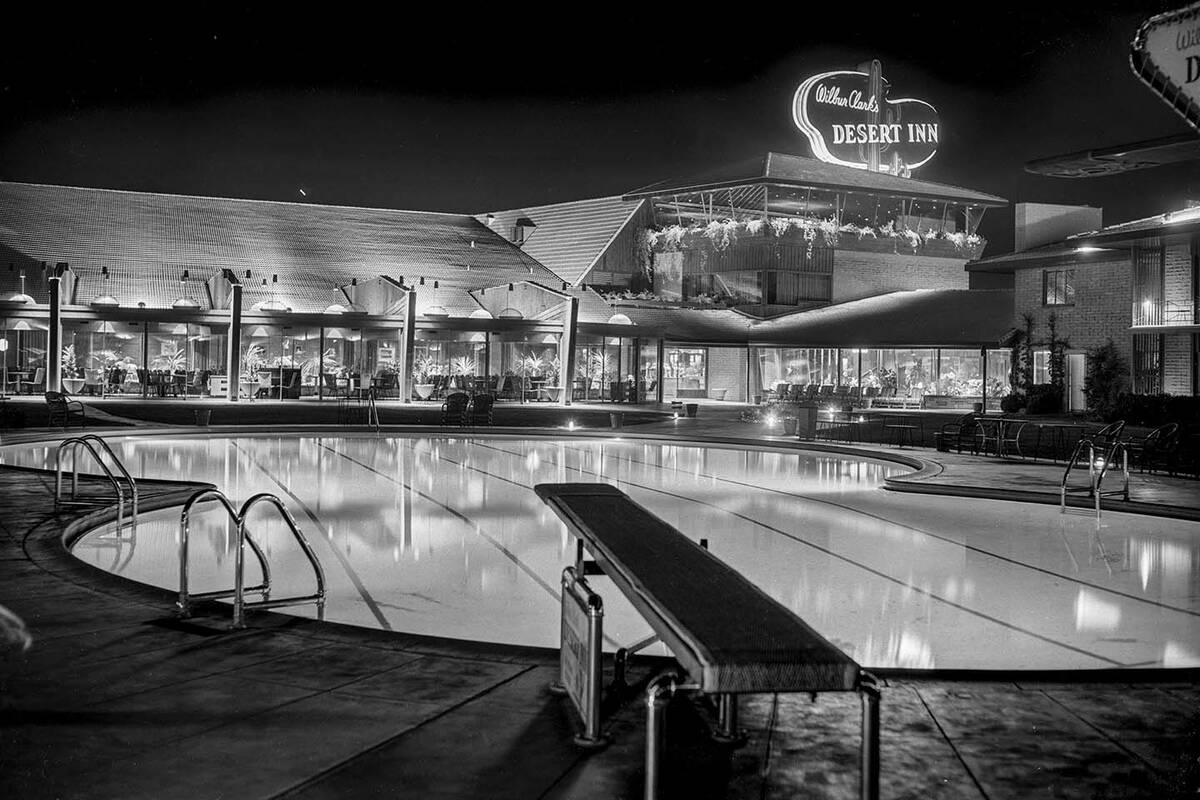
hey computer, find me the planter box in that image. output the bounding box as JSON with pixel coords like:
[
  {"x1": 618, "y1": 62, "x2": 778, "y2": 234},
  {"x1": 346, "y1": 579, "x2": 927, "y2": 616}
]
[{"x1": 708, "y1": 388, "x2": 728, "y2": 401}]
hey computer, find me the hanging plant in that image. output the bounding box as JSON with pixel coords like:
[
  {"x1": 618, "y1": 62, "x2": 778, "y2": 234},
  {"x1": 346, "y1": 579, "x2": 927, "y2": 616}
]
[{"x1": 702, "y1": 219, "x2": 738, "y2": 251}]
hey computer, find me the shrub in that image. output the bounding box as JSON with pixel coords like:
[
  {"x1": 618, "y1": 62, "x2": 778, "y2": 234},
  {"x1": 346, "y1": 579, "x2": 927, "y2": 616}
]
[
  {"x1": 1000, "y1": 393, "x2": 1026, "y2": 413},
  {"x1": 1108, "y1": 393, "x2": 1200, "y2": 427},
  {"x1": 1084, "y1": 338, "x2": 1128, "y2": 420},
  {"x1": 1026, "y1": 383, "x2": 1063, "y2": 414}
]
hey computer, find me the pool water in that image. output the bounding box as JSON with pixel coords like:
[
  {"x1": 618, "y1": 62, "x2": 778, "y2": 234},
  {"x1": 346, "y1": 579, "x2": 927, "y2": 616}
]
[{"x1": 4, "y1": 434, "x2": 1197, "y2": 671}]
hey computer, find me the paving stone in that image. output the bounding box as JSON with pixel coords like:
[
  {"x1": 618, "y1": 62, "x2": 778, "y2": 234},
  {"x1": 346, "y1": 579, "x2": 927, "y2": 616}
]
[
  {"x1": 917, "y1": 685, "x2": 1098, "y2": 740},
  {"x1": 334, "y1": 653, "x2": 527, "y2": 705},
  {"x1": 64, "y1": 691, "x2": 449, "y2": 800},
  {"x1": 224, "y1": 640, "x2": 424, "y2": 690},
  {"x1": 953, "y1": 735, "x2": 1172, "y2": 799}
]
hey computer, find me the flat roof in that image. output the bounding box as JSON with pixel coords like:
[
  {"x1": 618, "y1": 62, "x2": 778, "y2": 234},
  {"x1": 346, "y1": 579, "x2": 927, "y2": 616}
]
[{"x1": 623, "y1": 152, "x2": 1008, "y2": 207}]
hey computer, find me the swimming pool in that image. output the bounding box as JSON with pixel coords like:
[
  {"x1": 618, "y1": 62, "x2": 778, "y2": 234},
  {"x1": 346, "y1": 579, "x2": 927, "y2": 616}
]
[{"x1": 4, "y1": 433, "x2": 1197, "y2": 671}]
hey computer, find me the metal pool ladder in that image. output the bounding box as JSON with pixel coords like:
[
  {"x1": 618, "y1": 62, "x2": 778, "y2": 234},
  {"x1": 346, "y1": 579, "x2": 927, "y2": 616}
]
[
  {"x1": 177, "y1": 489, "x2": 326, "y2": 629},
  {"x1": 55, "y1": 435, "x2": 139, "y2": 531},
  {"x1": 1060, "y1": 439, "x2": 1130, "y2": 519}
]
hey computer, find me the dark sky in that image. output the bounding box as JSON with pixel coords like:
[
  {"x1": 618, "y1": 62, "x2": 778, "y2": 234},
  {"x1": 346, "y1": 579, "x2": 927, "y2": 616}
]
[{"x1": 1, "y1": 2, "x2": 1196, "y2": 251}]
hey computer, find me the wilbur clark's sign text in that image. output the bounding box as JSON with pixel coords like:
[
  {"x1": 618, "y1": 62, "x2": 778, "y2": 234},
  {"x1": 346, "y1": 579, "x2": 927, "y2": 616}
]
[{"x1": 792, "y1": 70, "x2": 940, "y2": 173}]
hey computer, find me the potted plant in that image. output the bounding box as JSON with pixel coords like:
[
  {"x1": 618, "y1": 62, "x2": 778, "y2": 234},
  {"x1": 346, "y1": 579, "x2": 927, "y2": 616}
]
[{"x1": 412, "y1": 356, "x2": 437, "y2": 400}]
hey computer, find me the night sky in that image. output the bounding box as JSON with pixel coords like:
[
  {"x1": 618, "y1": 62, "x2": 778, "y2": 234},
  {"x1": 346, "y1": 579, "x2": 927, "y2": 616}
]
[{"x1": 1, "y1": 3, "x2": 1197, "y2": 252}]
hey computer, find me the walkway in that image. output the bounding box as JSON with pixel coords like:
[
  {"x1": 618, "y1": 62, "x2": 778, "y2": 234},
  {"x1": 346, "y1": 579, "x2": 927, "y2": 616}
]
[{"x1": 1, "y1": 401, "x2": 1197, "y2": 798}]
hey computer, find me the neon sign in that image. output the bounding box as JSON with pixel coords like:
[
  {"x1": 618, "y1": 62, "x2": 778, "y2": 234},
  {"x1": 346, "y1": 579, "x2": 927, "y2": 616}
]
[
  {"x1": 792, "y1": 70, "x2": 940, "y2": 172},
  {"x1": 1131, "y1": 2, "x2": 1200, "y2": 132}
]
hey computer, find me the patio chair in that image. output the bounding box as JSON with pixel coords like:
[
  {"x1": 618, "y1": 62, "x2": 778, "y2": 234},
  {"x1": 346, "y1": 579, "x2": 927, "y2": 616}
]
[
  {"x1": 440, "y1": 391, "x2": 470, "y2": 425},
  {"x1": 44, "y1": 391, "x2": 85, "y2": 429},
  {"x1": 83, "y1": 368, "x2": 104, "y2": 396},
  {"x1": 466, "y1": 393, "x2": 495, "y2": 426},
  {"x1": 321, "y1": 373, "x2": 346, "y2": 398},
  {"x1": 1081, "y1": 421, "x2": 1126, "y2": 450},
  {"x1": 1125, "y1": 422, "x2": 1181, "y2": 474},
  {"x1": 18, "y1": 367, "x2": 44, "y2": 395},
  {"x1": 934, "y1": 412, "x2": 979, "y2": 454}
]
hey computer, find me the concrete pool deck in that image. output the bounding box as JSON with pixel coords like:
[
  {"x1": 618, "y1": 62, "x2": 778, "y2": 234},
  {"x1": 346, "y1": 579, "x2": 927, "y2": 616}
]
[{"x1": 1, "y1": 401, "x2": 1198, "y2": 798}]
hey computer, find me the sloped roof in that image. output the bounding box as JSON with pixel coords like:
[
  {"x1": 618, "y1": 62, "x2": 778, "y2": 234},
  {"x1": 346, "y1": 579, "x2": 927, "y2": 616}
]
[
  {"x1": 0, "y1": 181, "x2": 565, "y2": 311},
  {"x1": 624, "y1": 152, "x2": 1007, "y2": 207},
  {"x1": 478, "y1": 196, "x2": 645, "y2": 287},
  {"x1": 611, "y1": 289, "x2": 1013, "y2": 347}
]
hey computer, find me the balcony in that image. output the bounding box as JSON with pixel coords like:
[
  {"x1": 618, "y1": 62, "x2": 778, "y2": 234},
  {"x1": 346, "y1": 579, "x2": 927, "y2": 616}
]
[{"x1": 1131, "y1": 299, "x2": 1197, "y2": 327}]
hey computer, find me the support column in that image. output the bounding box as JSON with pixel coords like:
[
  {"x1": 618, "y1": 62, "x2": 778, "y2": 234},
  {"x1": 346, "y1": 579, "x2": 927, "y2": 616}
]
[
  {"x1": 318, "y1": 327, "x2": 326, "y2": 400},
  {"x1": 656, "y1": 339, "x2": 665, "y2": 403},
  {"x1": 399, "y1": 288, "x2": 417, "y2": 404},
  {"x1": 561, "y1": 296, "x2": 579, "y2": 406},
  {"x1": 47, "y1": 264, "x2": 64, "y2": 393},
  {"x1": 226, "y1": 283, "x2": 242, "y2": 401},
  {"x1": 980, "y1": 347, "x2": 988, "y2": 413}
]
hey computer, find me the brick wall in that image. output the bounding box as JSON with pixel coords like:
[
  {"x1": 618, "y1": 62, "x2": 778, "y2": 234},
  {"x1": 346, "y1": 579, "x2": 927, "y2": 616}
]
[
  {"x1": 1013, "y1": 257, "x2": 1131, "y2": 367},
  {"x1": 832, "y1": 250, "x2": 969, "y2": 303},
  {"x1": 1164, "y1": 332, "x2": 1193, "y2": 395},
  {"x1": 706, "y1": 346, "x2": 748, "y2": 402},
  {"x1": 1164, "y1": 243, "x2": 1193, "y2": 313}
]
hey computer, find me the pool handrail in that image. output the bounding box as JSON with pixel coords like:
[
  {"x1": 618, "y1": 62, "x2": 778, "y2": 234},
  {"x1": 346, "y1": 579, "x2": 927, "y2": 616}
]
[
  {"x1": 1060, "y1": 438, "x2": 1130, "y2": 518},
  {"x1": 177, "y1": 489, "x2": 272, "y2": 618},
  {"x1": 54, "y1": 435, "x2": 138, "y2": 531},
  {"x1": 232, "y1": 493, "x2": 327, "y2": 629}
]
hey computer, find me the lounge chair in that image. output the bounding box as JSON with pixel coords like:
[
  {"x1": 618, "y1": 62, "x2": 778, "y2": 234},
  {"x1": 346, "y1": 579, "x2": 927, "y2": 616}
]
[
  {"x1": 935, "y1": 412, "x2": 979, "y2": 454},
  {"x1": 1125, "y1": 422, "x2": 1181, "y2": 474},
  {"x1": 440, "y1": 391, "x2": 470, "y2": 425},
  {"x1": 466, "y1": 393, "x2": 495, "y2": 426},
  {"x1": 45, "y1": 391, "x2": 85, "y2": 429}
]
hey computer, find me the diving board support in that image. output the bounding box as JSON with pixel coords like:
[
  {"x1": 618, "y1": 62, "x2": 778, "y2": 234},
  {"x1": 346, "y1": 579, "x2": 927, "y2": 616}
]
[{"x1": 550, "y1": 565, "x2": 609, "y2": 749}]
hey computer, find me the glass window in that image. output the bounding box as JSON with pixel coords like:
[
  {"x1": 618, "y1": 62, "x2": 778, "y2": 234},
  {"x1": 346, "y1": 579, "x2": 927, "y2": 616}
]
[
  {"x1": 986, "y1": 349, "x2": 1012, "y2": 401},
  {"x1": 663, "y1": 346, "x2": 707, "y2": 399},
  {"x1": 1033, "y1": 349, "x2": 1051, "y2": 384},
  {"x1": 937, "y1": 349, "x2": 981, "y2": 396},
  {"x1": 639, "y1": 340, "x2": 659, "y2": 402},
  {"x1": 1042, "y1": 269, "x2": 1075, "y2": 306}
]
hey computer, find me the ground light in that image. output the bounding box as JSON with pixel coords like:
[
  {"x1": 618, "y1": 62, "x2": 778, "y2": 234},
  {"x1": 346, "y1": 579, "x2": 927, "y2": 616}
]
[{"x1": 566, "y1": 419, "x2": 576, "y2": 431}]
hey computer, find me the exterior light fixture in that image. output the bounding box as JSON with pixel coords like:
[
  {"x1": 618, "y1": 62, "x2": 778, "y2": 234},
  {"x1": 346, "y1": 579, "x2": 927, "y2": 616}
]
[
  {"x1": 351, "y1": 278, "x2": 357, "y2": 286},
  {"x1": 171, "y1": 297, "x2": 201, "y2": 309},
  {"x1": 469, "y1": 309, "x2": 492, "y2": 319},
  {"x1": 423, "y1": 305, "x2": 449, "y2": 318},
  {"x1": 1074, "y1": 246, "x2": 1103, "y2": 253},
  {"x1": 433, "y1": 280, "x2": 439, "y2": 289},
  {"x1": 324, "y1": 303, "x2": 348, "y2": 314},
  {"x1": 420, "y1": 277, "x2": 425, "y2": 285},
  {"x1": 498, "y1": 307, "x2": 523, "y2": 319},
  {"x1": 508, "y1": 283, "x2": 514, "y2": 291}
]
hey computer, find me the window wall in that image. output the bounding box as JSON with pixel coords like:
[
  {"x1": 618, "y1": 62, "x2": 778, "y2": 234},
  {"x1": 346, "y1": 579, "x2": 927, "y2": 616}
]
[
  {"x1": 664, "y1": 346, "x2": 707, "y2": 399},
  {"x1": 749, "y1": 346, "x2": 1014, "y2": 400},
  {"x1": 490, "y1": 332, "x2": 561, "y2": 401},
  {"x1": 639, "y1": 340, "x2": 659, "y2": 402},
  {"x1": 574, "y1": 335, "x2": 636, "y2": 402},
  {"x1": 2, "y1": 317, "x2": 49, "y2": 394},
  {"x1": 414, "y1": 330, "x2": 488, "y2": 398}
]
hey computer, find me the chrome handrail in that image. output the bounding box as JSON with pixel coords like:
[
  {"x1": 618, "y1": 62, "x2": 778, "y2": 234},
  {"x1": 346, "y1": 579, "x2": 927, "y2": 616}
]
[
  {"x1": 1060, "y1": 439, "x2": 1130, "y2": 518},
  {"x1": 173, "y1": 489, "x2": 326, "y2": 629},
  {"x1": 233, "y1": 493, "x2": 327, "y2": 629},
  {"x1": 177, "y1": 489, "x2": 272, "y2": 618},
  {"x1": 54, "y1": 436, "x2": 138, "y2": 530}
]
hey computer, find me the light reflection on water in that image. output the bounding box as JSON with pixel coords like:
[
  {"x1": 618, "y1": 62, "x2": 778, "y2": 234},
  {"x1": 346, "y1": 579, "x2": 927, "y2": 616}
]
[{"x1": 4, "y1": 434, "x2": 1198, "y2": 671}]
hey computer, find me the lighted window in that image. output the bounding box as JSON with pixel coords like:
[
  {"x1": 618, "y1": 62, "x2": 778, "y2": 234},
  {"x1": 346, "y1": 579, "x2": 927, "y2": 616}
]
[{"x1": 1042, "y1": 269, "x2": 1075, "y2": 306}]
